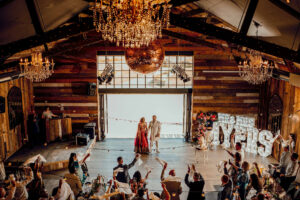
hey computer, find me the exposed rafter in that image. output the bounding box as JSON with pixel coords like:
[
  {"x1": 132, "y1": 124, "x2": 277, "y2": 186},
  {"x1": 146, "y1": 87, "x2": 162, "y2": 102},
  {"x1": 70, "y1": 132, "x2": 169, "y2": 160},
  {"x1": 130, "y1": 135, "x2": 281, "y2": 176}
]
[
  {"x1": 0, "y1": 19, "x2": 94, "y2": 64},
  {"x1": 170, "y1": 13, "x2": 300, "y2": 63},
  {"x1": 269, "y1": 0, "x2": 300, "y2": 20},
  {"x1": 239, "y1": 0, "x2": 259, "y2": 35}
]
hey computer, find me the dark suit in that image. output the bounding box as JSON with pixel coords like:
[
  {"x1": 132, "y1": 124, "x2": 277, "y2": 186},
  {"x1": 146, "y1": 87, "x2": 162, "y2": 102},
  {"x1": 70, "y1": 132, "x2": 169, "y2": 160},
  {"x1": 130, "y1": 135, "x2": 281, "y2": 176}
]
[
  {"x1": 185, "y1": 173, "x2": 205, "y2": 200},
  {"x1": 113, "y1": 158, "x2": 137, "y2": 183}
]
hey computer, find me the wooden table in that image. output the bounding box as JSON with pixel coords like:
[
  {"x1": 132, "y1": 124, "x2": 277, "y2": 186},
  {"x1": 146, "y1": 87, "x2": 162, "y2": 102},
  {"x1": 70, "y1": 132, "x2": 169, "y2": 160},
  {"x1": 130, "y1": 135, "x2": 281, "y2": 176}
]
[
  {"x1": 61, "y1": 118, "x2": 72, "y2": 137},
  {"x1": 48, "y1": 119, "x2": 62, "y2": 142}
]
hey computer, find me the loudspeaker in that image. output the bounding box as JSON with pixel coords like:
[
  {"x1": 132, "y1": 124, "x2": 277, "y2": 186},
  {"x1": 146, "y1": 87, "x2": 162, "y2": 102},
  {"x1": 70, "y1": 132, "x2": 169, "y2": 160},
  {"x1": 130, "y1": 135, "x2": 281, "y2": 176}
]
[
  {"x1": 88, "y1": 83, "x2": 97, "y2": 96},
  {"x1": 0, "y1": 96, "x2": 5, "y2": 113}
]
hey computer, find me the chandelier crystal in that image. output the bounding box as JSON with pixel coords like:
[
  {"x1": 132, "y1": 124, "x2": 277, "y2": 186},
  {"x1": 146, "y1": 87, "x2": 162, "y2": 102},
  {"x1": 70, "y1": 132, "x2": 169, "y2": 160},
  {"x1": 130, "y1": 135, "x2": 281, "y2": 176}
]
[
  {"x1": 92, "y1": 0, "x2": 171, "y2": 48},
  {"x1": 19, "y1": 52, "x2": 55, "y2": 82},
  {"x1": 238, "y1": 50, "x2": 274, "y2": 85}
]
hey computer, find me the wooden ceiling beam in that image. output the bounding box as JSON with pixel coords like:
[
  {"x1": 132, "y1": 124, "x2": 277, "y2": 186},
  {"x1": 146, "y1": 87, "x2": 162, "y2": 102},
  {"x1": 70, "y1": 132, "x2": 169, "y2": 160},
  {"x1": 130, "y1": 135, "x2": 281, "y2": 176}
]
[
  {"x1": 269, "y1": 0, "x2": 300, "y2": 20},
  {"x1": 170, "y1": 13, "x2": 300, "y2": 63},
  {"x1": 239, "y1": 0, "x2": 259, "y2": 35},
  {"x1": 0, "y1": 18, "x2": 94, "y2": 65}
]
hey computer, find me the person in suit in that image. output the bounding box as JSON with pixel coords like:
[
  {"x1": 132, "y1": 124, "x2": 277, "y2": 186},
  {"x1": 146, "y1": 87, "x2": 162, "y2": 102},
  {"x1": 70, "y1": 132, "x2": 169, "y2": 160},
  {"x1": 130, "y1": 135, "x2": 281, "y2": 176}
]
[
  {"x1": 113, "y1": 154, "x2": 139, "y2": 184},
  {"x1": 148, "y1": 115, "x2": 161, "y2": 153},
  {"x1": 184, "y1": 165, "x2": 205, "y2": 200}
]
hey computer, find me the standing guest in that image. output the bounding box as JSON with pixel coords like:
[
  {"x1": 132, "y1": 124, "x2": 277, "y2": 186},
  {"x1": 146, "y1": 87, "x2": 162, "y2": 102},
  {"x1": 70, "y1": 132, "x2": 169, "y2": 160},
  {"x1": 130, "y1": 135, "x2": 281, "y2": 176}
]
[
  {"x1": 12, "y1": 167, "x2": 33, "y2": 200},
  {"x1": 148, "y1": 115, "x2": 161, "y2": 153},
  {"x1": 160, "y1": 163, "x2": 182, "y2": 200},
  {"x1": 224, "y1": 152, "x2": 242, "y2": 185},
  {"x1": 280, "y1": 153, "x2": 299, "y2": 190},
  {"x1": 113, "y1": 154, "x2": 139, "y2": 184},
  {"x1": 230, "y1": 161, "x2": 250, "y2": 200},
  {"x1": 42, "y1": 107, "x2": 58, "y2": 119},
  {"x1": 64, "y1": 166, "x2": 82, "y2": 197},
  {"x1": 278, "y1": 145, "x2": 291, "y2": 173},
  {"x1": 68, "y1": 153, "x2": 90, "y2": 184},
  {"x1": 0, "y1": 180, "x2": 16, "y2": 200},
  {"x1": 218, "y1": 174, "x2": 232, "y2": 200},
  {"x1": 226, "y1": 142, "x2": 245, "y2": 162},
  {"x1": 134, "y1": 117, "x2": 150, "y2": 154},
  {"x1": 184, "y1": 165, "x2": 205, "y2": 200},
  {"x1": 28, "y1": 108, "x2": 40, "y2": 146}
]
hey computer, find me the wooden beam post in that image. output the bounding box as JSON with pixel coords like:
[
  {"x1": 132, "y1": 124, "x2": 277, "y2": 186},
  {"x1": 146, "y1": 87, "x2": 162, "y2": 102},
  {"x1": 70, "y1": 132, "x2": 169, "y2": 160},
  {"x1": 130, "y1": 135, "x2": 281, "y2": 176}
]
[{"x1": 240, "y1": 0, "x2": 259, "y2": 35}]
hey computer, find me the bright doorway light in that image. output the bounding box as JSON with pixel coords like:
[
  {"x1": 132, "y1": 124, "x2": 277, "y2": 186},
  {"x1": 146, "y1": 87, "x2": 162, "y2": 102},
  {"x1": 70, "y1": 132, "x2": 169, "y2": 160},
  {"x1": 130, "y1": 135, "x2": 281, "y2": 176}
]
[{"x1": 107, "y1": 94, "x2": 184, "y2": 138}]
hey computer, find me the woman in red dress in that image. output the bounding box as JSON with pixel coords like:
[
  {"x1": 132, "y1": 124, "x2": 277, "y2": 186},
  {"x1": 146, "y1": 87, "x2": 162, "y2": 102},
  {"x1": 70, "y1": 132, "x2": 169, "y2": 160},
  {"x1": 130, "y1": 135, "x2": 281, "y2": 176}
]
[{"x1": 134, "y1": 117, "x2": 149, "y2": 153}]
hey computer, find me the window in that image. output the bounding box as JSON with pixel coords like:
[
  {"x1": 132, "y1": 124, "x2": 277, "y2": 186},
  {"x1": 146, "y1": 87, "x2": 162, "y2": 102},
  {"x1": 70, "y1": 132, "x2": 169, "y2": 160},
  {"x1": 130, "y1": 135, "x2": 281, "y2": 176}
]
[{"x1": 97, "y1": 52, "x2": 193, "y2": 89}]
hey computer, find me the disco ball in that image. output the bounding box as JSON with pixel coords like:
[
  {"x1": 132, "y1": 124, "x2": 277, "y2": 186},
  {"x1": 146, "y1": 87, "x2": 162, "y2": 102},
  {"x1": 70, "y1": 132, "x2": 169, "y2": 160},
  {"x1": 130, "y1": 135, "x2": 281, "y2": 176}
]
[{"x1": 125, "y1": 41, "x2": 165, "y2": 74}]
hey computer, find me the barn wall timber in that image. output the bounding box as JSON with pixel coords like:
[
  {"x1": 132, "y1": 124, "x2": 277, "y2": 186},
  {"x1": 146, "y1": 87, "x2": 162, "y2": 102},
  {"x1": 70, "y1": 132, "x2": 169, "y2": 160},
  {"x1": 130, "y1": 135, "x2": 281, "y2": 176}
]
[
  {"x1": 192, "y1": 50, "x2": 260, "y2": 116},
  {"x1": 33, "y1": 62, "x2": 98, "y2": 137},
  {"x1": 0, "y1": 77, "x2": 33, "y2": 160},
  {"x1": 258, "y1": 78, "x2": 300, "y2": 158}
]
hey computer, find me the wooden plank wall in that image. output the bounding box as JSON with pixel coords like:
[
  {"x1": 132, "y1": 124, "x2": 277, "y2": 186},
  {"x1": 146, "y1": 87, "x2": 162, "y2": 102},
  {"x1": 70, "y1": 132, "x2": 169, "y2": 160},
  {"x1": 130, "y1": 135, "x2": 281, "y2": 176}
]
[
  {"x1": 33, "y1": 62, "x2": 98, "y2": 136},
  {"x1": 258, "y1": 78, "x2": 300, "y2": 158},
  {"x1": 192, "y1": 49, "x2": 260, "y2": 116},
  {"x1": 0, "y1": 77, "x2": 33, "y2": 160}
]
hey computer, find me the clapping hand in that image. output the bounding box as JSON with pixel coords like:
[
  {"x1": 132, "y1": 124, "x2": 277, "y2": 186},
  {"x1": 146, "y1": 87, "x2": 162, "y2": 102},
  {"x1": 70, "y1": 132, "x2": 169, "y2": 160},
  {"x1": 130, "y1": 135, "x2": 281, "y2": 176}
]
[{"x1": 187, "y1": 165, "x2": 191, "y2": 173}]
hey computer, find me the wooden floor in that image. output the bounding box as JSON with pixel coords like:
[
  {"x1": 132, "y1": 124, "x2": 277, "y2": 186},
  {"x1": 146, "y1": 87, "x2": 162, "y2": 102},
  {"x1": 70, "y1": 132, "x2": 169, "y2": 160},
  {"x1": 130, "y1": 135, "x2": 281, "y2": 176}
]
[{"x1": 43, "y1": 139, "x2": 277, "y2": 199}]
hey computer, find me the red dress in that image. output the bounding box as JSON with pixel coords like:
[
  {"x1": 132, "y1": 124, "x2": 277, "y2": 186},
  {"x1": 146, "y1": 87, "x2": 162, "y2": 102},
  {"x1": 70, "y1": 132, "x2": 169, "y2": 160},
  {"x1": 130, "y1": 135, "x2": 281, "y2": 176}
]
[{"x1": 134, "y1": 122, "x2": 149, "y2": 153}]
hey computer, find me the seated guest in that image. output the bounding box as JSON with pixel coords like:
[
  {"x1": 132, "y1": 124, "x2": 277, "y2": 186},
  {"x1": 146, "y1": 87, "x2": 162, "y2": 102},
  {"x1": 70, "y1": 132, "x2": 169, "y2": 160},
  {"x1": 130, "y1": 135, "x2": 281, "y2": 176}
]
[
  {"x1": 160, "y1": 163, "x2": 182, "y2": 200},
  {"x1": 280, "y1": 153, "x2": 299, "y2": 190},
  {"x1": 113, "y1": 154, "x2": 139, "y2": 184},
  {"x1": 218, "y1": 175, "x2": 232, "y2": 200},
  {"x1": 271, "y1": 145, "x2": 291, "y2": 176},
  {"x1": 28, "y1": 172, "x2": 48, "y2": 200},
  {"x1": 64, "y1": 166, "x2": 82, "y2": 197},
  {"x1": 131, "y1": 170, "x2": 151, "y2": 193},
  {"x1": 68, "y1": 153, "x2": 90, "y2": 184},
  {"x1": 0, "y1": 180, "x2": 16, "y2": 200},
  {"x1": 132, "y1": 188, "x2": 146, "y2": 200},
  {"x1": 287, "y1": 164, "x2": 300, "y2": 200},
  {"x1": 12, "y1": 167, "x2": 33, "y2": 200},
  {"x1": 52, "y1": 179, "x2": 74, "y2": 200},
  {"x1": 246, "y1": 163, "x2": 263, "y2": 195},
  {"x1": 184, "y1": 165, "x2": 205, "y2": 200}
]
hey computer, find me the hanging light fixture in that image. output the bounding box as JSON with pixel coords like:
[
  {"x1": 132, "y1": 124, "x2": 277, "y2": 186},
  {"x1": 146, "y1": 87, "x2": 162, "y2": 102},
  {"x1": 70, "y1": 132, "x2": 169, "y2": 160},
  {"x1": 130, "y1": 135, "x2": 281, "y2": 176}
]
[
  {"x1": 238, "y1": 22, "x2": 274, "y2": 85},
  {"x1": 238, "y1": 50, "x2": 274, "y2": 85},
  {"x1": 19, "y1": 51, "x2": 55, "y2": 82},
  {"x1": 91, "y1": 0, "x2": 171, "y2": 48}
]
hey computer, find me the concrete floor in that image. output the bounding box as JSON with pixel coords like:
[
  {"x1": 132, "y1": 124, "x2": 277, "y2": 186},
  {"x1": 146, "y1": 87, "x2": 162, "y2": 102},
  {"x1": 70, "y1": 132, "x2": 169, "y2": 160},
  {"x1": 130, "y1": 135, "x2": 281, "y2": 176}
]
[{"x1": 43, "y1": 138, "x2": 277, "y2": 199}]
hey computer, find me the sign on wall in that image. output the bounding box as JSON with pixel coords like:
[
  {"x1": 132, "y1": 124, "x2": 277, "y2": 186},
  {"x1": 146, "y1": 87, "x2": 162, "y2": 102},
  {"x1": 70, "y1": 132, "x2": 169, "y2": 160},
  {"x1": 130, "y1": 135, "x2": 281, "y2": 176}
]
[{"x1": 212, "y1": 113, "x2": 279, "y2": 157}]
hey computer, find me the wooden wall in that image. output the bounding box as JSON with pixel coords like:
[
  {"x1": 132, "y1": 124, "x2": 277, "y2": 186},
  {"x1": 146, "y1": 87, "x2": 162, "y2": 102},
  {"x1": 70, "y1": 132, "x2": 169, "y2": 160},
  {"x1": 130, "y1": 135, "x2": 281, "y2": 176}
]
[
  {"x1": 0, "y1": 77, "x2": 33, "y2": 160},
  {"x1": 258, "y1": 78, "x2": 300, "y2": 158},
  {"x1": 33, "y1": 62, "x2": 99, "y2": 137},
  {"x1": 192, "y1": 49, "x2": 260, "y2": 116}
]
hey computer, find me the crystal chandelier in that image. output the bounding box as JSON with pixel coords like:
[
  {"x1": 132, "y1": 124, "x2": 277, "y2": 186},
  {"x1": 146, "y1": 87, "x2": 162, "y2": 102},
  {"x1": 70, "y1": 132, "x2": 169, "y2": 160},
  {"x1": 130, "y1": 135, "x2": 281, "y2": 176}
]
[
  {"x1": 92, "y1": 0, "x2": 171, "y2": 48},
  {"x1": 19, "y1": 52, "x2": 55, "y2": 82},
  {"x1": 238, "y1": 50, "x2": 274, "y2": 85}
]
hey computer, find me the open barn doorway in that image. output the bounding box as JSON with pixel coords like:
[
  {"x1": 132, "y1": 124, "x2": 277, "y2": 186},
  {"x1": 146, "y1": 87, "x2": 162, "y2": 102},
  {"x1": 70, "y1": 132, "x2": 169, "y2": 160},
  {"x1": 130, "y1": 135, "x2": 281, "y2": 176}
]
[{"x1": 106, "y1": 94, "x2": 184, "y2": 138}]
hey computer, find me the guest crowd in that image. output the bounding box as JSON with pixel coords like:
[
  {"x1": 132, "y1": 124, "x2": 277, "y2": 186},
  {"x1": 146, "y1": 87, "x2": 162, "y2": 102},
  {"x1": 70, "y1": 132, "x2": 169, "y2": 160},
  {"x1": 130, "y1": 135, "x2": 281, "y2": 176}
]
[{"x1": 0, "y1": 135, "x2": 299, "y2": 200}]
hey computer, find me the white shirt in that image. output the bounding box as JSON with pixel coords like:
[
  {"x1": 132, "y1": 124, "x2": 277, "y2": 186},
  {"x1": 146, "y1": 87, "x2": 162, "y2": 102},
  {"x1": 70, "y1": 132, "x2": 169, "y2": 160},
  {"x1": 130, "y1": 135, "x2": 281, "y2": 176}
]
[
  {"x1": 286, "y1": 161, "x2": 299, "y2": 177},
  {"x1": 149, "y1": 120, "x2": 161, "y2": 141},
  {"x1": 279, "y1": 151, "x2": 291, "y2": 169},
  {"x1": 236, "y1": 149, "x2": 245, "y2": 162}
]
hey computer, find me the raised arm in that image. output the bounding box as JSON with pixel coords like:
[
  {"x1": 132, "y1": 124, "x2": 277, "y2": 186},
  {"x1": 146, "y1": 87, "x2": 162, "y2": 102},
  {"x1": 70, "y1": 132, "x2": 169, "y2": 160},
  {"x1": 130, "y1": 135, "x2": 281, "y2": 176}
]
[
  {"x1": 128, "y1": 154, "x2": 139, "y2": 169},
  {"x1": 254, "y1": 162, "x2": 262, "y2": 178},
  {"x1": 161, "y1": 163, "x2": 167, "y2": 181},
  {"x1": 225, "y1": 149, "x2": 234, "y2": 157},
  {"x1": 144, "y1": 170, "x2": 151, "y2": 180},
  {"x1": 185, "y1": 165, "x2": 191, "y2": 187},
  {"x1": 162, "y1": 183, "x2": 170, "y2": 200},
  {"x1": 20, "y1": 167, "x2": 33, "y2": 186},
  {"x1": 229, "y1": 160, "x2": 239, "y2": 171}
]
